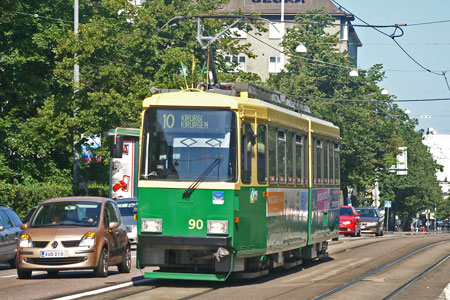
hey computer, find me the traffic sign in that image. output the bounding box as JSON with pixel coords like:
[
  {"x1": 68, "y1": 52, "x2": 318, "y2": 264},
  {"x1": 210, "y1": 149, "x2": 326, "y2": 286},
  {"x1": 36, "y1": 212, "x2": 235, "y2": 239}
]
[{"x1": 384, "y1": 201, "x2": 392, "y2": 208}]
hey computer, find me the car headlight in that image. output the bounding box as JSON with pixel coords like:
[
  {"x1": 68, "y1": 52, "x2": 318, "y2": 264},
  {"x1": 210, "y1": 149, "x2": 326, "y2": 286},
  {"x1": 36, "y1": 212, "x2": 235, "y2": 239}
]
[
  {"x1": 141, "y1": 218, "x2": 162, "y2": 233},
  {"x1": 341, "y1": 221, "x2": 351, "y2": 225},
  {"x1": 207, "y1": 220, "x2": 228, "y2": 235},
  {"x1": 19, "y1": 233, "x2": 33, "y2": 248},
  {"x1": 79, "y1": 232, "x2": 96, "y2": 247}
]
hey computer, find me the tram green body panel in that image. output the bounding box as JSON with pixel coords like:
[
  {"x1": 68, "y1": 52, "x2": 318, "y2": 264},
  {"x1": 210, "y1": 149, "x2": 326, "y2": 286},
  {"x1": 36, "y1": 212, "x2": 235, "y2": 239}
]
[
  {"x1": 309, "y1": 188, "x2": 340, "y2": 244},
  {"x1": 137, "y1": 188, "x2": 235, "y2": 237},
  {"x1": 233, "y1": 187, "x2": 267, "y2": 257},
  {"x1": 136, "y1": 186, "x2": 339, "y2": 261}
]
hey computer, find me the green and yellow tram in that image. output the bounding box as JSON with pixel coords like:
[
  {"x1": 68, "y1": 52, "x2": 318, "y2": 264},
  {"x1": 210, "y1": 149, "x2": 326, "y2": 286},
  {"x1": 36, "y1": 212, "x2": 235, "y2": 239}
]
[{"x1": 128, "y1": 83, "x2": 341, "y2": 281}]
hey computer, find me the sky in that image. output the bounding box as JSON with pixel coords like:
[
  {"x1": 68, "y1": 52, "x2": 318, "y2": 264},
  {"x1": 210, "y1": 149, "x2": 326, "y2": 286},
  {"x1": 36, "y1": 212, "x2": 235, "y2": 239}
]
[{"x1": 337, "y1": 0, "x2": 450, "y2": 134}]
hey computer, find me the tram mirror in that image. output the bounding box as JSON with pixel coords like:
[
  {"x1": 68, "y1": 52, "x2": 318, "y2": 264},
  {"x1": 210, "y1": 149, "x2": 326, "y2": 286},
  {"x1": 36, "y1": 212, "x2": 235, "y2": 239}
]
[
  {"x1": 249, "y1": 128, "x2": 257, "y2": 146},
  {"x1": 112, "y1": 135, "x2": 124, "y2": 158}
]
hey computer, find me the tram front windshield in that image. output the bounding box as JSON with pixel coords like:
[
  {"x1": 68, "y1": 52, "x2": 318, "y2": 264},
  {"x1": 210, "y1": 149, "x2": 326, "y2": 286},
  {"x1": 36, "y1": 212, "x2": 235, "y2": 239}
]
[{"x1": 140, "y1": 108, "x2": 237, "y2": 182}]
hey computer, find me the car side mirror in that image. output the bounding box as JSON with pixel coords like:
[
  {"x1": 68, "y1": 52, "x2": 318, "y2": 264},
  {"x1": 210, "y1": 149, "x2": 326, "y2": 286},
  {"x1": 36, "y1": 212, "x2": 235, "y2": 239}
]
[
  {"x1": 20, "y1": 223, "x2": 28, "y2": 230},
  {"x1": 0, "y1": 225, "x2": 4, "y2": 231},
  {"x1": 109, "y1": 221, "x2": 119, "y2": 229}
]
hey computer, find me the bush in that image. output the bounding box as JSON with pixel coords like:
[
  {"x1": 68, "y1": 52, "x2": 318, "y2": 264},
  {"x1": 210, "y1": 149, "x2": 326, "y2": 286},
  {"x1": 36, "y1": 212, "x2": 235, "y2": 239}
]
[{"x1": 0, "y1": 181, "x2": 109, "y2": 219}]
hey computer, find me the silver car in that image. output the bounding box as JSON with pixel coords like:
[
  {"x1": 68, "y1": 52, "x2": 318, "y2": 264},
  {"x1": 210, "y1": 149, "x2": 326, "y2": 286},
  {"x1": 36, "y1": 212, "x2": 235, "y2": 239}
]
[
  {"x1": 116, "y1": 198, "x2": 137, "y2": 243},
  {"x1": 0, "y1": 205, "x2": 23, "y2": 268}
]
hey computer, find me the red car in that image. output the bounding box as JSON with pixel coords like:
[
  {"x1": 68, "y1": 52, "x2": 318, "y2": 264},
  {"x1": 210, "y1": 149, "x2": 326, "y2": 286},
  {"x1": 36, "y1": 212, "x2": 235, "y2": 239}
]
[{"x1": 339, "y1": 206, "x2": 361, "y2": 237}]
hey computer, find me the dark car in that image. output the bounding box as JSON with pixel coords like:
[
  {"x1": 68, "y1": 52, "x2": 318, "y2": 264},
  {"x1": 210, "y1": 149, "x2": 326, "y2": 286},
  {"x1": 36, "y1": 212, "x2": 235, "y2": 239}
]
[
  {"x1": 339, "y1": 206, "x2": 361, "y2": 237},
  {"x1": 22, "y1": 206, "x2": 37, "y2": 224},
  {"x1": 116, "y1": 198, "x2": 137, "y2": 243},
  {"x1": 17, "y1": 197, "x2": 131, "y2": 279},
  {"x1": 0, "y1": 205, "x2": 23, "y2": 268},
  {"x1": 356, "y1": 207, "x2": 384, "y2": 236}
]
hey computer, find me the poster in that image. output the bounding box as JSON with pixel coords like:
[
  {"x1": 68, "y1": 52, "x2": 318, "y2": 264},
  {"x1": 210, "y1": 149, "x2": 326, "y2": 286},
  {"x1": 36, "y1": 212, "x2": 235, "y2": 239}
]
[{"x1": 111, "y1": 140, "x2": 135, "y2": 199}]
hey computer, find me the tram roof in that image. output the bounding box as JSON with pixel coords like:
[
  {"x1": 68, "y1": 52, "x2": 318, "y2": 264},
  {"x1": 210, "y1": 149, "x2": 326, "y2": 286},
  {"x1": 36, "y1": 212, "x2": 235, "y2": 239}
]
[{"x1": 142, "y1": 87, "x2": 339, "y2": 139}]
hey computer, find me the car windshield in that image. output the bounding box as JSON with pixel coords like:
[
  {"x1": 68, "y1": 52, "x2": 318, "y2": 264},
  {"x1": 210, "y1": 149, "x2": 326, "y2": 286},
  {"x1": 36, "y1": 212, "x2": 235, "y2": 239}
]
[
  {"x1": 340, "y1": 207, "x2": 353, "y2": 216},
  {"x1": 30, "y1": 201, "x2": 101, "y2": 228},
  {"x1": 117, "y1": 200, "x2": 137, "y2": 216},
  {"x1": 140, "y1": 108, "x2": 237, "y2": 182},
  {"x1": 358, "y1": 208, "x2": 378, "y2": 218}
]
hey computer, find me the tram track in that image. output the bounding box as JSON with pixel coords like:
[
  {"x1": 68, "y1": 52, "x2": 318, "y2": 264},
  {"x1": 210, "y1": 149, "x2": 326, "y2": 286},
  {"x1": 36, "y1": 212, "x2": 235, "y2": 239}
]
[
  {"x1": 313, "y1": 240, "x2": 450, "y2": 300},
  {"x1": 52, "y1": 235, "x2": 450, "y2": 300}
]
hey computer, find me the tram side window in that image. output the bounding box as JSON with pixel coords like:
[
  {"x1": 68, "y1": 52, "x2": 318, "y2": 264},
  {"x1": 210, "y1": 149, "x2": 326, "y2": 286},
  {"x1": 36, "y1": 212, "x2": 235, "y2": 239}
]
[
  {"x1": 323, "y1": 140, "x2": 329, "y2": 184},
  {"x1": 277, "y1": 130, "x2": 286, "y2": 184},
  {"x1": 268, "y1": 126, "x2": 277, "y2": 183},
  {"x1": 329, "y1": 140, "x2": 335, "y2": 184},
  {"x1": 316, "y1": 139, "x2": 323, "y2": 184},
  {"x1": 295, "y1": 134, "x2": 303, "y2": 184},
  {"x1": 241, "y1": 122, "x2": 253, "y2": 184},
  {"x1": 287, "y1": 131, "x2": 294, "y2": 184},
  {"x1": 257, "y1": 124, "x2": 267, "y2": 184},
  {"x1": 304, "y1": 135, "x2": 308, "y2": 185},
  {"x1": 334, "y1": 143, "x2": 340, "y2": 184}
]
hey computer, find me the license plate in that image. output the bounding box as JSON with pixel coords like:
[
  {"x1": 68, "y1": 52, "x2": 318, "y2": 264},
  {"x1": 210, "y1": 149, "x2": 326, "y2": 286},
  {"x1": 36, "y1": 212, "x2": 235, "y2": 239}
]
[{"x1": 41, "y1": 250, "x2": 66, "y2": 258}]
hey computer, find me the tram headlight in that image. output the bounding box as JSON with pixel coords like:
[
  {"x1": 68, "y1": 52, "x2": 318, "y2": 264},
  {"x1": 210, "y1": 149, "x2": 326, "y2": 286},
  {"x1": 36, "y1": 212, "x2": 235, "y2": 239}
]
[
  {"x1": 141, "y1": 218, "x2": 162, "y2": 233},
  {"x1": 207, "y1": 220, "x2": 228, "y2": 235}
]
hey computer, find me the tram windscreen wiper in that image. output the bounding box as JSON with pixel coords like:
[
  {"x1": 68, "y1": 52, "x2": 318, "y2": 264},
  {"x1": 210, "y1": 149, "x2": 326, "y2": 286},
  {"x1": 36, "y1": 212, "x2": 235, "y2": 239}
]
[{"x1": 182, "y1": 155, "x2": 222, "y2": 200}]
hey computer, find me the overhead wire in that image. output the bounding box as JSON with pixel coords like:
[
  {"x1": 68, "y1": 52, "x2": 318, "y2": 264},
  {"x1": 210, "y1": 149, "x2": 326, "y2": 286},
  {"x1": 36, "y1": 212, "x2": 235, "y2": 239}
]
[{"x1": 331, "y1": 0, "x2": 450, "y2": 93}]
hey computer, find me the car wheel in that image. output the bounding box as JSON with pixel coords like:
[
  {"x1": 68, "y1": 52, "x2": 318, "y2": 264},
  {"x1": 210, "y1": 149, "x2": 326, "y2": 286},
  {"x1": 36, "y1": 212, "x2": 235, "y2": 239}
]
[
  {"x1": 118, "y1": 245, "x2": 131, "y2": 273},
  {"x1": 17, "y1": 268, "x2": 32, "y2": 279},
  {"x1": 47, "y1": 270, "x2": 59, "y2": 277},
  {"x1": 94, "y1": 248, "x2": 109, "y2": 277}
]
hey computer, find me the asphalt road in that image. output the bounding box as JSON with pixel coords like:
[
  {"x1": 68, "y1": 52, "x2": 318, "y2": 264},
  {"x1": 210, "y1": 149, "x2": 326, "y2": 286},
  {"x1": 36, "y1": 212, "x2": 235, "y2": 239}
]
[{"x1": 1, "y1": 234, "x2": 449, "y2": 300}]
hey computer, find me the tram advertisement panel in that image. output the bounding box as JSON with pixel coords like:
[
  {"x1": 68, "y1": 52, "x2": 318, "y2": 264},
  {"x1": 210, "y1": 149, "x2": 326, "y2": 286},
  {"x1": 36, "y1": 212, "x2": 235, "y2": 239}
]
[{"x1": 111, "y1": 140, "x2": 135, "y2": 199}]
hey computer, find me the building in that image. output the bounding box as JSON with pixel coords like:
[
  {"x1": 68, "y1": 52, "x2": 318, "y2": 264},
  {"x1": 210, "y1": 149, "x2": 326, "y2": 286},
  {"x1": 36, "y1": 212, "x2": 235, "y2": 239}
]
[
  {"x1": 218, "y1": 0, "x2": 362, "y2": 80},
  {"x1": 423, "y1": 128, "x2": 450, "y2": 198}
]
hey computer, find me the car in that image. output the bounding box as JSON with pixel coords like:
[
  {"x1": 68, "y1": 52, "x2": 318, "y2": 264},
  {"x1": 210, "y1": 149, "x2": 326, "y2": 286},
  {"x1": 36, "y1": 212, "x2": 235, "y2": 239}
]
[
  {"x1": 16, "y1": 196, "x2": 131, "y2": 279},
  {"x1": 339, "y1": 205, "x2": 361, "y2": 237},
  {"x1": 0, "y1": 205, "x2": 23, "y2": 268},
  {"x1": 356, "y1": 207, "x2": 384, "y2": 236},
  {"x1": 22, "y1": 206, "x2": 37, "y2": 224},
  {"x1": 116, "y1": 198, "x2": 137, "y2": 243}
]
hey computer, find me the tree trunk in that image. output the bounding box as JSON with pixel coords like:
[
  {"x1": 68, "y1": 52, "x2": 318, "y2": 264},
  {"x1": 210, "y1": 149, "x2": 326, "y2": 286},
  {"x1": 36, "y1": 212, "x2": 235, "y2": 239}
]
[{"x1": 351, "y1": 184, "x2": 358, "y2": 206}]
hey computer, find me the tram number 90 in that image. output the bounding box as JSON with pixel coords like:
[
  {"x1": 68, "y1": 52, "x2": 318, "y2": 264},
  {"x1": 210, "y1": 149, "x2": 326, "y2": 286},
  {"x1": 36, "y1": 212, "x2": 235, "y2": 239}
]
[{"x1": 188, "y1": 219, "x2": 204, "y2": 230}]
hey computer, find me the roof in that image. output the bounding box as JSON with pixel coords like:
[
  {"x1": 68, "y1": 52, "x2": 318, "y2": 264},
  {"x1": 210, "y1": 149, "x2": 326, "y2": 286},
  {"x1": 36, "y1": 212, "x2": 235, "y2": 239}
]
[
  {"x1": 41, "y1": 196, "x2": 112, "y2": 204},
  {"x1": 218, "y1": 0, "x2": 353, "y2": 18}
]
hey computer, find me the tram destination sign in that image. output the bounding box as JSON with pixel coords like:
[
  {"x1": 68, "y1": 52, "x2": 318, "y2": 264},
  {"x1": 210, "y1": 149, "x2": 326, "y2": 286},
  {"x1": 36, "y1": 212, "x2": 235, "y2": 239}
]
[{"x1": 155, "y1": 109, "x2": 231, "y2": 133}]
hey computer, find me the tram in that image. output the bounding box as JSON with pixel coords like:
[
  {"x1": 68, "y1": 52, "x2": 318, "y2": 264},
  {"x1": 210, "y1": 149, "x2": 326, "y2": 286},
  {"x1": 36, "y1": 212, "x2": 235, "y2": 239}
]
[{"x1": 113, "y1": 83, "x2": 341, "y2": 281}]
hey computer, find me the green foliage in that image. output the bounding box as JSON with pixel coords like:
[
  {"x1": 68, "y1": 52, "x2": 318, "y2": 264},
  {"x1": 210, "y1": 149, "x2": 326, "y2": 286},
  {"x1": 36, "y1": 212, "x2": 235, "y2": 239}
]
[{"x1": 0, "y1": 182, "x2": 73, "y2": 219}]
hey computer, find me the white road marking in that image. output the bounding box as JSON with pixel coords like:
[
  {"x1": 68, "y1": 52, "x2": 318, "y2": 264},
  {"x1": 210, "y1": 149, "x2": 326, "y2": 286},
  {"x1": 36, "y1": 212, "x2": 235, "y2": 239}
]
[{"x1": 53, "y1": 278, "x2": 154, "y2": 300}]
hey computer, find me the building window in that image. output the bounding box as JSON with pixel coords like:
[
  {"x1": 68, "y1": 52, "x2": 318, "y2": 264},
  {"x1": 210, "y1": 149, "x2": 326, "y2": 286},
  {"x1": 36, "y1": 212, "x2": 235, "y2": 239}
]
[
  {"x1": 269, "y1": 56, "x2": 282, "y2": 73},
  {"x1": 269, "y1": 22, "x2": 284, "y2": 39},
  {"x1": 225, "y1": 55, "x2": 246, "y2": 72}
]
